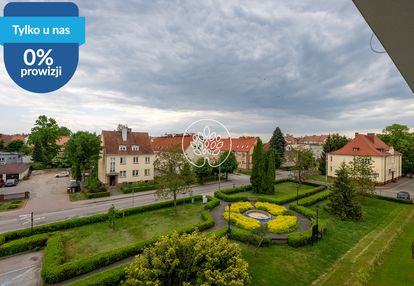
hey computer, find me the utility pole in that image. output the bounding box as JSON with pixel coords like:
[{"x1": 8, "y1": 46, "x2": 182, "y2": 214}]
[{"x1": 31, "y1": 212, "x2": 34, "y2": 234}]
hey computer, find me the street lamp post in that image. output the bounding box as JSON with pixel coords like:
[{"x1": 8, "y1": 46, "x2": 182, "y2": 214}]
[
  {"x1": 218, "y1": 164, "x2": 221, "y2": 191},
  {"x1": 227, "y1": 203, "x2": 232, "y2": 235}
]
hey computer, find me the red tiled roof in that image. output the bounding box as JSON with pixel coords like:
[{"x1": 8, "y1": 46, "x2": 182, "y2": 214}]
[
  {"x1": 331, "y1": 133, "x2": 401, "y2": 157},
  {"x1": 0, "y1": 163, "x2": 30, "y2": 174},
  {"x1": 151, "y1": 135, "x2": 192, "y2": 152},
  {"x1": 56, "y1": 136, "x2": 70, "y2": 146},
  {"x1": 221, "y1": 137, "x2": 257, "y2": 152},
  {"x1": 263, "y1": 142, "x2": 270, "y2": 150},
  {"x1": 102, "y1": 130, "x2": 153, "y2": 155},
  {"x1": 0, "y1": 134, "x2": 26, "y2": 145},
  {"x1": 297, "y1": 135, "x2": 328, "y2": 144}
]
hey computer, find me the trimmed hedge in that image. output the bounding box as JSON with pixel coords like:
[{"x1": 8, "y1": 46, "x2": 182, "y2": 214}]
[
  {"x1": 214, "y1": 185, "x2": 252, "y2": 202},
  {"x1": 210, "y1": 227, "x2": 271, "y2": 247},
  {"x1": 369, "y1": 194, "x2": 413, "y2": 204},
  {"x1": 85, "y1": 191, "x2": 111, "y2": 199},
  {"x1": 0, "y1": 233, "x2": 49, "y2": 257},
  {"x1": 120, "y1": 183, "x2": 158, "y2": 194},
  {"x1": 66, "y1": 265, "x2": 126, "y2": 286},
  {"x1": 288, "y1": 219, "x2": 326, "y2": 247},
  {"x1": 0, "y1": 196, "x2": 204, "y2": 245},
  {"x1": 298, "y1": 190, "x2": 333, "y2": 207},
  {"x1": 204, "y1": 196, "x2": 220, "y2": 210},
  {"x1": 289, "y1": 204, "x2": 316, "y2": 219},
  {"x1": 41, "y1": 209, "x2": 215, "y2": 284}
]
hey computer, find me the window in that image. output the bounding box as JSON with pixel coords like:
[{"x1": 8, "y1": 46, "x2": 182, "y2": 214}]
[
  {"x1": 119, "y1": 145, "x2": 127, "y2": 151},
  {"x1": 120, "y1": 157, "x2": 126, "y2": 165},
  {"x1": 119, "y1": 170, "x2": 126, "y2": 178},
  {"x1": 145, "y1": 169, "x2": 151, "y2": 176},
  {"x1": 145, "y1": 156, "x2": 150, "y2": 164},
  {"x1": 330, "y1": 166, "x2": 332, "y2": 172},
  {"x1": 330, "y1": 155, "x2": 332, "y2": 162},
  {"x1": 110, "y1": 157, "x2": 115, "y2": 172},
  {"x1": 133, "y1": 156, "x2": 139, "y2": 164},
  {"x1": 132, "y1": 170, "x2": 139, "y2": 177},
  {"x1": 132, "y1": 145, "x2": 139, "y2": 151},
  {"x1": 352, "y1": 147, "x2": 360, "y2": 152}
]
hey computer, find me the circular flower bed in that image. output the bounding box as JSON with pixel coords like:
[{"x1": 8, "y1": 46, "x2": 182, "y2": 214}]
[
  {"x1": 267, "y1": 215, "x2": 298, "y2": 234},
  {"x1": 223, "y1": 202, "x2": 261, "y2": 230},
  {"x1": 255, "y1": 202, "x2": 287, "y2": 216}
]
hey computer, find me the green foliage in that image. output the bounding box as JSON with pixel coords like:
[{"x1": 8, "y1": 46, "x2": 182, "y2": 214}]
[
  {"x1": 28, "y1": 115, "x2": 61, "y2": 166},
  {"x1": 181, "y1": 160, "x2": 196, "y2": 185},
  {"x1": 328, "y1": 163, "x2": 362, "y2": 220},
  {"x1": 155, "y1": 147, "x2": 195, "y2": 214},
  {"x1": 0, "y1": 139, "x2": 4, "y2": 150},
  {"x1": 348, "y1": 156, "x2": 377, "y2": 196},
  {"x1": 107, "y1": 205, "x2": 118, "y2": 229},
  {"x1": 269, "y1": 126, "x2": 286, "y2": 160},
  {"x1": 120, "y1": 182, "x2": 158, "y2": 193},
  {"x1": 85, "y1": 191, "x2": 110, "y2": 199},
  {"x1": 194, "y1": 157, "x2": 213, "y2": 184},
  {"x1": 0, "y1": 234, "x2": 49, "y2": 257},
  {"x1": 289, "y1": 204, "x2": 316, "y2": 219},
  {"x1": 219, "y1": 151, "x2": 238, "y2": 179},
  {"x1": 5, "y1": 139, "x2": 24, "y2": 152},
  {"x1": 65, "y1": 131, "x2": 102, "y2": 184},
  {"x1": 123, "y1": 232, "x2": 250, "y2": 286},
  {"x1": 368, "y1": 193, "x2": 413, "y2": 204},
  {"x1": 318, "y1": 134, "x2": 349, "y2": 175},
  {"x1": 58, "y1": 126, "x2": 72, "y2": 136},
  {"x1": 288, "y1": 220, "x2": 326, "y2": 247},
  {"x1": 51, "y1": 153, "x2": 71, "y2": 168},
  {"x1": 204, "y1": 195, "x2": 220, "y2": 210},
  {"x1": 66, "y1": 265, "x2": 126, "y2": 286},
  {"x1": 263, "y1": 150, "x2": 276, "y2": 194},
  {"x1": 298, "y1": 190, "x2": 333, "y2": 207},
  {"x1": 251, "y1": 138, "x2": 266, "y2": 193}
]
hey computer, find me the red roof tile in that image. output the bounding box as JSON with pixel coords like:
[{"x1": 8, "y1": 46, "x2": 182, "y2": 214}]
[
  {"x1": 0, "y1": 134, "x2": 26, "y2": 145},
  {"x1": 102, "y1": 130, "x2": 153, "y2": 155},
  {"x1": 56, "y1": 136, "x2": 70, "y2": 146},
  {"x1": 0, "y1": 163, "x2": 30, "y2": 174},
  {"x1": 331, "y1": 133, "x2": 401, "y2": 157},
  {"x1": 151, "y1": 135, "x2": 192, "y2": 152},
  {"x1": 221, "y1": 137, "x2": 258, "y2": 152}
]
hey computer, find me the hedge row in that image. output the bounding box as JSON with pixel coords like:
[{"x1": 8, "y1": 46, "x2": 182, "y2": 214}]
[
  {"x1": 41, "y1": 209, "x2": 215, "y2": 284},
  {"x1": 204, "y1": 195, "x2": 220, "y2": 210},
  {"x1": 120, "y1": 183, "x2": 158, "y2": 194},
  {"x1": 85, "y1": 191, "x2": 111, "y2": 199},
  {"x1": 66, "y1": 265, "x2": 126, "y2": 286},
  {"x1": 257, "y1": 186, "x2": 327, "y2": 205},
  {"x1": 210, "y1": 227, "x2": 271, "y2": 247},
  {"x1": 288, "y1": 219, "x2": 326, "y2": 247},
  {"x1": 298, "y1": 190, "x2": 333, "y2": 207},
  {"x1": 369, "y1": 194, "x2": 413, "y2": 204},
  {"x1": 214, "y1": 185, "x2": 252, "y2": 202},
  {"x1": 0, "y1": 233, "x2": 49, "y2": 257},
  {"x1": 289, "y1": 204, "x2": 316, "y2": 219},
  {"x1": 0, "y1": 196, "x2": 204, "y2": 244}
]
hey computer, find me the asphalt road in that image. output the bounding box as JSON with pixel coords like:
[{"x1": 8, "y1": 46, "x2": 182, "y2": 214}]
[{"x1": 0, "y1": 251, "x2": 43, "y2": 286}]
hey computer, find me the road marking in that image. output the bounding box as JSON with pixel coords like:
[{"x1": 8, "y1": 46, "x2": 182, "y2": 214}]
[{"x1": 0, "y1": 265, "x2": 34, "y2": 277}]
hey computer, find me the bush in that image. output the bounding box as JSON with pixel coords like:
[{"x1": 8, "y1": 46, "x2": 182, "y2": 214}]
[
  {"x1": 204, "y1": 195, "x2": 220, "y2": 210},
  {"x1": 269, "y1": 186, "x2": 327, "y2": 204},
  {"x1": 229, "y1": 228, "x2": 271, "y2": 246},
  {"x1": 288, "y1": 220, "x2": 326, "y2": 247},
  {"x1": 85, "y1": 191, "x2": 111, "y2": 199},
  {"x1": 298, "y1": 190, "x2": 333, "y2": 207},
  {"x1": 31, "y1": 162, "x2": 44, "y2": 170},
  {"x1": 120, "y1": 182, "x2": 158, "y2": 194},
  {"x1": 0, "y1": 234, "x2": 49, "y2": 257},
  {"x1": 369, "y1": 194, "x2": 413, "y2": 204},
  {"x1": 289, "y1": 204, "x2": 316, "y2": 219},
  {"x1": 267, "y1": 215, "x2": 298, "y2": 234},
  {"x1": 224, "y1": 201, "x2": 254, "y2": 213},
  {"x1": 66, "y1": 265, "x2": 126, "y2": 286},
  {"x1": 224, "y1": 212, "x2": 261, "y2": 231},
  {"x1": 255, "y1": 202, "x2": 286, "y2": 215}
]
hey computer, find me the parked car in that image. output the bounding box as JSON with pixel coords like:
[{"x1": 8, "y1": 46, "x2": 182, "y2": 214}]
[
  {"x1": 67, "y1": 180, "x2": 80, "y2": 193},
  {"x1": 397, "y1": 191, "x2": 410, "y2": 200},
  {"x1": 5, "y1": 179, "x2": 18, "y2": 187},
  {"x1": 55, "y1": 171, "x2": 70, "y2": 178}
]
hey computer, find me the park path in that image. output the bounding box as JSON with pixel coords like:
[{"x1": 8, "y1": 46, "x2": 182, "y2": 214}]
[{"x1": 311, "y1": 205, "x2": 414, "y2": 286}]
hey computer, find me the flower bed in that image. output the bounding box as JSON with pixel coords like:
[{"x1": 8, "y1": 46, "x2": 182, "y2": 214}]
[
  {"x1": 223, "y1": 213, "x2": 261, "y2": 231},
  {"x1": 255, "y1": 202, "x2": 286, "y2": 216},
  {"x1": 224, "y1": 202, "x2": 254, "y2": 213},
  {"x1": 267, "y1": 215, "x2": 298, "y2": 234}
]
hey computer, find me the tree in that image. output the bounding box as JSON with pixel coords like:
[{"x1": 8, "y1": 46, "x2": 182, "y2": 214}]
[
  {"x1": 194, "y1": 157, "x2": 213, "y2": 184},
  {"x1": 5, "y1": 140, "x2": 24, "y2": 152},
  {"x1": 107, "y1": 204, "x2": 118, "y2": 229},
  {"x1": 219, "y1": 151, "x2": 238, "y2": 180},
  {"x1": 289, "y1": 147, "x2": 314, "y2": 202},
  {"x1": 348, "y1": 156, "x2": 377, "y2": 196},
  {"x1": 269, "y1": 127, "x2": 286, "y2": 160},
  {"x1": 64, "y1": 131, "x2": 102, "y2": 185},
  {"x1": 0, "y1": 140, "x2": 4, "y2": 151},
  {"x1": 378, "y1": 124, "x2": 414, "y2": 175},
  {"x1": 250, "y1": 138, "x2": 266, "y2": 193},
  {"x1": 154, "y1": 147, "x2": 194, "y2": 214},
  {"x1": 58, "y1": 126, "x2": 72, "y2": 136},
  {"x1": 28, "y1": 115, "x2": 61, "y2": 166},
  {"x1": 123, "y1": 231, "x2": 250, "y2": 286},
  {"x1": 318, "y1": 134, "x2": 349, "y2": 175},
  {"x1": 180, "y1": 160, "x2": 196, "y2": 186},
  {"x1": 328, "y1": 162, "x2": 362, "y2": 220},
  {"x1": 263, "y1": 150, "x2": 276, "y2": 194}
]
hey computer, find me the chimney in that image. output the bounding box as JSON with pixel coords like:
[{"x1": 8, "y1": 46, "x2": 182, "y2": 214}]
[
  {"x1": 367, "y1": 133, "x2": 375, "y2": 143},
  {"x1": 355, "y1": 132, "x2": 359, "y2": 137},
  {"x1": 121, "y1": 127, "x2": 128, "y2": 141}
]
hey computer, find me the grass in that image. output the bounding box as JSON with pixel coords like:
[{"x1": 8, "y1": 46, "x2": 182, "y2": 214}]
[
  {"x1": 227, "y1": 182, "x2": 315, "y2": 199},
  {"x1": 368, "y1": 209, "x2": 414, "y2": 286},
  {"x1": 68, "y1": 192, "x2": 88, "y2": 201},
  {"x1": 238, "y1": 198, "x2": 412, "y2": 286},
  {"x1": 0, "y1": 200, "x2": 24, "y2": 211},
  {"x1": 62, "y1": 202, "x2": 204, "y2": 261},
  {"x1": 309, "y1": 174, "x2": 334, "y2": 184}
]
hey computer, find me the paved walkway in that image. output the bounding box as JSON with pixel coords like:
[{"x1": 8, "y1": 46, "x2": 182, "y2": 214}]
[{"x1": 0, "y1": 251, "x2": 43, "y2": 286}]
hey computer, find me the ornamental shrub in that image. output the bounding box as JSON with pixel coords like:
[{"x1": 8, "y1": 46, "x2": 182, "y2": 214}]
[
  {"x1": 224, "y1": 212, "x2": 261, "y2": 231},
  {"x1": 255, "y1": 202, "x2": 286, "y2": 215},
  {"x1": 267, "y1": 215, "x2": 298, "y2": 234},
  {"x1": 224, "y1": 201, "x2": 254, "y2": 213}
]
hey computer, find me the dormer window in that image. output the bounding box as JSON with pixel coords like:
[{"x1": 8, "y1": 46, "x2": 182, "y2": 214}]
[
  {"x1": 353, "y1": 147, "x2": 360, "y2": 152},
  {"x1": 119, "y1": 145, "x2": 127, "y2": 151},
  {"x1": 377, "y1": 148, "x2": 384, "y2": 152},
  {"x1": 132, "y1": 145, "x2": 139, "y2": 151}
]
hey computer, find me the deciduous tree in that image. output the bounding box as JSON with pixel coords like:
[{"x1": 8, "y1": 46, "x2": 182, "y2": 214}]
[
  {"x1": 348, "y1": 156, "x2": 377, "y2": 196},
  {"x1": 318, "y1": 134, "x2": 349, "y2": 175},
  {"x1": 219, "y1": 151, "x2": 238, "y2": 180},
  {"x1": 194, "y1": 157, "x2": 212, "y2": 184}
]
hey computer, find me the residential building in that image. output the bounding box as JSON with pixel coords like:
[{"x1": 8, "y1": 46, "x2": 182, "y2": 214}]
[
  {"x1": 0, "y1": 163, "x2": 31, "y2": 181},
  {"x1": 151, "y1": 134, "x2": 196, "y2": 160},
  {"x1": 327, "y1": 133, "x2": 402, "y2": 185},
  {"x1": 56, "y1": 136, "x2": 71, "y2": 152},
  {"x1": 98, "y1": 127, "x2": 155, "y2": 186},
  {"x1": 0, "y1": 152, "x2": 23, "y2": 165},
  {"x1": 284, "y1": 134, "x2": 328, "y2": 159},
  {"x1": 220, "y1": 136, "x2": 258, "y2": 170},
  {"x1": 0, "y1": 134, "x2": 27, "y2": 145}
]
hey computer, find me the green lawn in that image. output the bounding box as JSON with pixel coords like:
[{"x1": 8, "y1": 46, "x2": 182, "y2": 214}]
[
  {"x1": 369, "y1": 209, "x2": 414, "y2": 286},
  {"x1": 0, "y1": 200, "x2": 24, "y2": 211},
  {"x1": 63, "y1": 202, "x2": 204, "y2": 261},
  {"x1": 309, "y1": 174, "x2": 334, "y2": 184},
  {"x1": 227, "y1": 182, "x2": 315, "y2": 199},
  {"x1": 239, "y1": 198, "x2": 412, "y2": 286}
]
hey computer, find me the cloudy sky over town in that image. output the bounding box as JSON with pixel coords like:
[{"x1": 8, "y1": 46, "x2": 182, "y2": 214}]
[{"x1": 0, "y1": 0, "x2": 413, "y2": 140}]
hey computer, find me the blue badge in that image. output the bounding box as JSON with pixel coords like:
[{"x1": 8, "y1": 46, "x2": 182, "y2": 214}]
[{"x1": 0, "y1": 2, "x2": 86, "y2": 93}]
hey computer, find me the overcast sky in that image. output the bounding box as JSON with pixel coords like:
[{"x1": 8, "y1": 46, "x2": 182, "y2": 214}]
[{"x1": 0, "y1": 0, "x2": 413, "y2": 141}]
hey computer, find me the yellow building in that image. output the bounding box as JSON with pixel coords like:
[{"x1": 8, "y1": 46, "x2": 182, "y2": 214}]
[
  {"x1": 327, "y1": 133, "x2": 402, "y2": 185},
  {"x1": 98, "y1": 127, "x2": 155, "y2": 186}
]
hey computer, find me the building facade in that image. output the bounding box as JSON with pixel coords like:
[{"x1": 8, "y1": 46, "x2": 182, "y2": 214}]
[
  {"x1": 98, "y1": 128, "x2": 155, "y2": 186},
  {"x1": 0, "y1": 152, "x2": 23, "y2": 165},
  {"x1": 219, "y1": 137, "x2": 257, "y2": 170},
  {"x1": 327, "y1": 133, "x2": 402, "y2": 185}
]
